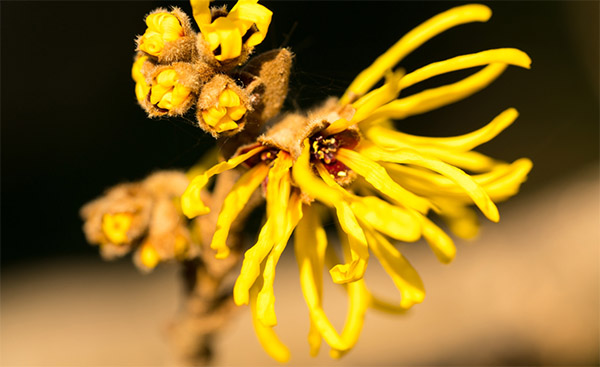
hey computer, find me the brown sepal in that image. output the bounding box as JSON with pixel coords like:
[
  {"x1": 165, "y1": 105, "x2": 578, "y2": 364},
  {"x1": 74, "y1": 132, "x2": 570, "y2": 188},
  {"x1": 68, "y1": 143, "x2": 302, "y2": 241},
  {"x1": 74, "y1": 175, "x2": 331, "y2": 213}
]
[{"x1": 144, "y1": 62, "x2": 211, "y2": 118}]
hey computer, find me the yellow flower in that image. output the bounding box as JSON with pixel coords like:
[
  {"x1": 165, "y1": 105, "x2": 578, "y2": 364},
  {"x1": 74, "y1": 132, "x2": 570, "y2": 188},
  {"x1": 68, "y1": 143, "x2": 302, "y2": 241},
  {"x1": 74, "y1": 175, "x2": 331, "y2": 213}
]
[
  {"x1": 180, "y1": 3, "x2": 532, "y2": 362},
  {"x1": 131, "y1": 56, "x2": 150, "y2": 103},
  {"x1": 150, "y1": 68, "x2": 192, "y2": 111},
  {"x1": 200, "y1": 88, "x2": 247, "y2": 132},
  {"x1": 139, "y1": 242, "x2": 161, "y2": 269},
  {"x1": 138, "y1": 12, "x2": 184, "y2": 57},
  {"x1": 191, "y1": 0, "x2": 272, "y2": 61},
  {"x1": 101, "y1": 213, "x2": 133, "y2": 245}
]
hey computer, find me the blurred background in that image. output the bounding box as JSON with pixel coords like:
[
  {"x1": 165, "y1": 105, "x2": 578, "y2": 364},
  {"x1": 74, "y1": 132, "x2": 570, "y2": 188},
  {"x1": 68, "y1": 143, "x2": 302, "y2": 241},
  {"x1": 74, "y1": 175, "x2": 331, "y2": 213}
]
[{"x1": 2, "y1": 1, "x2": 598, "y2": 366}]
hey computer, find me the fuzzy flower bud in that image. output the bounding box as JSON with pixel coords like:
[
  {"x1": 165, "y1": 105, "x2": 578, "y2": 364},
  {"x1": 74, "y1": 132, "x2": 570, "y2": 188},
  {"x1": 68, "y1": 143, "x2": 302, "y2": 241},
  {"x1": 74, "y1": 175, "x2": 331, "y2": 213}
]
[
  {"x1": 101, "y1": 212, "x2": 133, "y2": 245},
  {"x1": 131, "y1": 56, "x2": 150, "y2": 103},
  {"x1": 150, "y1": 68, "x2": 193, "y2": 111},
  {"x1": 201, "y1": 88, "x2": 247, "y2": 132},
  {"x1": 138, "y1": 12, "x2": 184, "y2": 57}
]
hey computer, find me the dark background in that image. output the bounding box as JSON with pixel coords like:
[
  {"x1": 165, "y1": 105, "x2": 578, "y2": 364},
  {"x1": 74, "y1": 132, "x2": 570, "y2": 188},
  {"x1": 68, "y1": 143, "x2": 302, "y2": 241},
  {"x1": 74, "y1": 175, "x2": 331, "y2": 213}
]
[{"x1": 2, "y1": 1, "x2": 598, "y2": 266}]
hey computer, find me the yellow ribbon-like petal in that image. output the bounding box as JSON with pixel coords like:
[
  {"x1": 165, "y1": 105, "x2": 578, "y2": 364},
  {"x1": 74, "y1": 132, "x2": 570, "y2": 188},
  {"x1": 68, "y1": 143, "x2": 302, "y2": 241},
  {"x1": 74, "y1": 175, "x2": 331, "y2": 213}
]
[
  {"x1": 364, "y1": 229, "x2": 426, "y2": 309},
  {"x1": 336, "y1": 148, "x2": 432, "y2": 213},
  {"x1": 324, "y1": 70, "x2": 404, "y2": 136},
  {"x1": 200, "y1": 16, "x2": 243, "y2": 61},
  {"x1": 229, "y1": 0, "x2": 273, "y2": 48},
  {"x1": 341, "y1": 4, "x2": 492, "y2": 103},
  {"x1": 294, "y1": 204, "x2": 328, "y2": 355},
  {"x1": 366, "y1": 108, "x2": 519, "y2": 152},
  {"x1": 257, "y1": 191, "x2": 303, "y2": 327},
  {"x1": 181, "y1": 145, "x2": 265, "y2": 218},
  {"x1": 400, "y1": 48, "x2": 531, "y2": 90},
  {"x1": 360, "y1": 63, "x2": 507, "y2": 124},
  {"x1": 420, "y1": 215, "x2": 456, "y2": 263},
  {"x1": 358, "y1": 144, "x2": 499, "y2": 222},
  {"x1": 249, "y1": 281, "x2": 290, "y2": 363},
  {"x1": 210, "y1": 163, "x2": 269, "y2": 259},
  {"x1": 190, "y1": 0, "x2": 212, "y2": 26},
  {"x1": 316, "y1": 163, "x2": 421, "y2": 243}
]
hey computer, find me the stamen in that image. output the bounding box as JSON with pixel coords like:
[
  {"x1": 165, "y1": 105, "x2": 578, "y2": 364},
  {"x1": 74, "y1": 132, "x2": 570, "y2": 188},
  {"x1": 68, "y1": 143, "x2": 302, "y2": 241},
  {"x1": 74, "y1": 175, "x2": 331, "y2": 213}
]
[{"x1": 309, "y1": 129, "x2": 360, "y2": 181}]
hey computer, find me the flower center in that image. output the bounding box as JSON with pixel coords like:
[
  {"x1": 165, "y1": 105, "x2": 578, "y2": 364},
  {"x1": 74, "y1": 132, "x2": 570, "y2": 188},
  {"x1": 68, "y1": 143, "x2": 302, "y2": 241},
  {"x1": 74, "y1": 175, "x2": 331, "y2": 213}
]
[{"x1": 310, "y1": 129, "x2": 360, "y2": 180}]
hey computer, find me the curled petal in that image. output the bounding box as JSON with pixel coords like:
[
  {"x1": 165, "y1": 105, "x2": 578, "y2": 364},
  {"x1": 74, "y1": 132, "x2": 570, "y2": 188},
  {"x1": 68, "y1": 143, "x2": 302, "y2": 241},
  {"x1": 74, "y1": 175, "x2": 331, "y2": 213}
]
[
  {"x1": 210, "y1": 163, "x2": 269, "y2": 259},
  {"x1": 257, "y1": 192, "x2": 303, "y2": 326},
  {"x1": 249, "y1": 281, "x2": 290, "y2": 363},
  {"x1": 364, "y1": 229, "x2": 426, "y2": 309},
  {"x1": 181, "y1": 146, "x2": 265, "y2": 218}
]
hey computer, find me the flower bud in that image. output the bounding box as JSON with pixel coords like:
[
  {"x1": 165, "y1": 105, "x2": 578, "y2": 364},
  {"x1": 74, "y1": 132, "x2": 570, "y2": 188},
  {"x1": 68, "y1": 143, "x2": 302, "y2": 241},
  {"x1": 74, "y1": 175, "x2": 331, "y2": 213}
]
[
  {"x1": 137, "y1": 8, "x2": 198, "y2": 63},
  {"x1": 131, "y1": 55, "x2": 151, "y2": 103},
  {"x1": 196, "y1": 74, "x2": 252, "y2": 137},
  {"x1": 143, "y1": 62, "x2": 209, "y2": 117},
  {"x1": 139, "y1": 12, "x2": 184, "y2": 56}
]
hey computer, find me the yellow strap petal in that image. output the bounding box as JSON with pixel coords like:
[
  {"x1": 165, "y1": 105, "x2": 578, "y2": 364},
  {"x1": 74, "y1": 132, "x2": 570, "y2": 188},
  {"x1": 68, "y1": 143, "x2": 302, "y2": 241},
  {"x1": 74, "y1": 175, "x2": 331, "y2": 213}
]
[
  {"x1": 360, "y1": 63, "x2": 507, "y2": 124},
  {"x1": 266, "y1": 153, "x2": 293, "y2": 246},
  {"x1": 190, "y1": 0, "x2": 212, "y2": 26},
  {"x1": 181, "y1": 146, "x2": 264, "y2": 218},
  {"x1": 400, "y1": 49, "x2": 531, "y2": 89},
  {"x1": 435, "y1": 200, "x2": 480, "y2": 240},
  {"x1": 316, "y1": 163, "x2": 421, "y2": 243},
  {"x1": 294, "y1": 205, "x2": 327, "y2": 356},
  {"x1": 481, "y1": 158, "x2": 533, "y2": 201},
  {"x1": 329, "y1": 280, "x2": 368, "y2": 359},
  {"x1": 323, "y1": 71, "x2": 404, "y2": 136},
  {"x1": 336, "y1": 148, "x2": 432, "y2": 213},
  {"x1": 341, "y1": 4, "x2": 492, "y2": 103},
  {"x1": 328, "y1": 235, "x2": 369, "y2": 359},
  {"x1": 249, "y1": 281, "x2": 290, "y2": 363},
  {"x1": 359, "y1": 145, "x2": 499, "y2": 222},
  {"x1": 234, "y1": 220, "x2": 273, "y2": 305},
  {"x1": 365, "y1": 229, "x2": 426, "y2": 309},
  {"x1": 210, "y1": 163, "x2": 269, "y2": 259},
  {"x1": 257, "y1": 192, "x2": 303, "y2": 326},
  {"x1": 329, "y1": 202, "x2": 369, "y2": 284},
  {"x1": 295, "y1": 205, "x2": 352, "y2": 352},
  {"x1": 366, "y1": 108, "x2": 519, "y2": 152},
  {"x1": 229, "y1": 1, "x2": 273, "y2": 47},
  {"x1": 420, "y1": 215, "x2": 456, "y2": 263}
]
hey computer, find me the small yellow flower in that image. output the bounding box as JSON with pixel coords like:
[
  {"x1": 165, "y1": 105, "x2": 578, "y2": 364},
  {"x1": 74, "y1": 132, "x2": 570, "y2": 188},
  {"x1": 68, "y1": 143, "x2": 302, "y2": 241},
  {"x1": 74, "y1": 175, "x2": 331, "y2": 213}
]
[
  {"x1": 191, "y1": 0, "x2": 272, "y2": 61},
  {"x1": 139, "y1": 242, "x2": 161, "y2": 269},
  {"x1": 101, "y1": 213, "x2": 133, "y2": 245},
  {"x1": 150, "y1": 68, "x2": 192, "y2": 111},
  {"x1": 201, "y1": 88, "x2": 247, "y2": 132},
  {"x1": 180, "y1": 4, "x2": 532, "y2": 362},
  {"x1": 131, "y1": 56, "x2": 150, "y2": 103},
  {"x1": 138, "y1": 12, "x2": 184, "y2": 57}
]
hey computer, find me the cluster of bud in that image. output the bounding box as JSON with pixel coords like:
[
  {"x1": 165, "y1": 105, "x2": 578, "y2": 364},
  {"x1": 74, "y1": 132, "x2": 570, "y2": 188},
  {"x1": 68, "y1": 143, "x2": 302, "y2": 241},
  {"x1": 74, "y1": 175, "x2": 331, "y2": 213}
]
[{"x1": 132, "y1": 1, "x2": 291, "y2": 139}]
